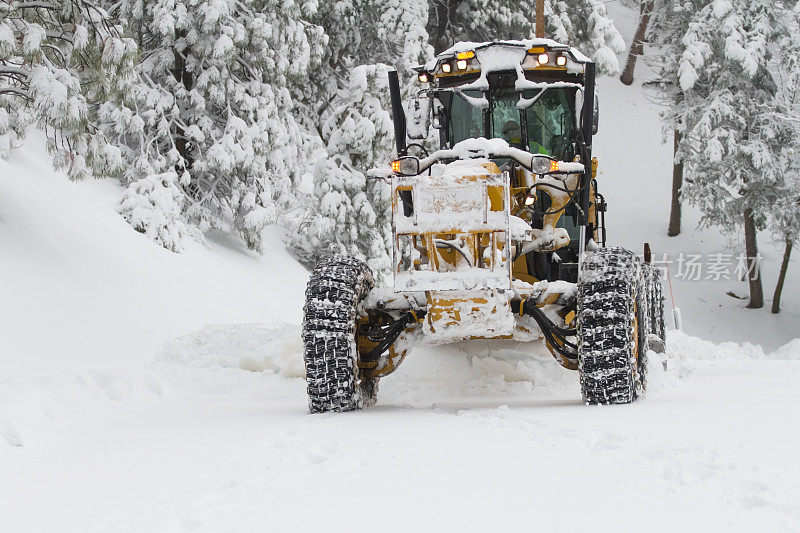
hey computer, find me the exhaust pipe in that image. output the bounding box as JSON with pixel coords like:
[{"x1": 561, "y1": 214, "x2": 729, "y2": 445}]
[{"x1": 388, "y1": 70, "x2": 407, "y2": 156}]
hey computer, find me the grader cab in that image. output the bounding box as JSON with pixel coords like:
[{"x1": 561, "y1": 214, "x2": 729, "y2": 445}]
[{"x1": 302, "y1": 40, "x2": 666, "y2": 413}]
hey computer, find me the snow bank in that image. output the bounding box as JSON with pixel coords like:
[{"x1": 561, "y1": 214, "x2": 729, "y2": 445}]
[
  {"x1": 158, "y1": 323, "x2": 304, "y2": 377},
  {"x1": 768, "y1": 338, "x2": 800, "y2": 360},
  {"x1": 1, "y1": 323, "x2": 306, "y2": 448},
  {"x1": 667, "y1": 330, "x2": 767, "y2": 361},
  {"x1": 666, "y1": 330, "x2": 800, "y2": 361}
]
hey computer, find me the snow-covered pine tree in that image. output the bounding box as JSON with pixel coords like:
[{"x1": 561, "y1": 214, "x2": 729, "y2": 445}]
[
  {"x1": 675, "y1": 0, "x2": 791, "y2": 308},
  {"x1": 294, "y1": 0, "x2": 431, "y2": 134},
  {"x1": 0, "y1": 0, "x2": 136, "y2": 179},
  {"x1": 287, "y1": 0, "x2": 433, "y2": 274},
  {"x1": 427, "y1": 0, "x2": 625, "y2": 74},
  {"x1": 380, "y1": 0, "x2": 433, "y2": 75},
  {"x1": 297, "y1": 64, "x2": 396, "y2": 274},
  {"x1": 768, "y1": 2, "x2": 800, "y2": 313},
  {"x1": 100, "y1": 0, "x2": 324, "y2": 253},
  {"x1": 648, "y1": 0, "x2": 712, "y2": 236}
]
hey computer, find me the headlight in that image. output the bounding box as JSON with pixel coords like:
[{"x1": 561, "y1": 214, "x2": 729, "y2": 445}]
[
  {"x1": 391, "y1": 156, "x2": 421, "y2": 176},
  {"x1": 531, "y1": 155, "x2": 552, "y2": 174},
  {"x1": 524, "y1": 195, "x2": 535, "y2": 206}
]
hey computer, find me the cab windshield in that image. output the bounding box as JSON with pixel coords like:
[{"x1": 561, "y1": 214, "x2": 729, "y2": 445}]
[
  {"x1": 521, "y1": 88, "x2": 576, "y2": 161},
  {"x1": 445, "y1": 87, "x2": 577, "y2": 160}
]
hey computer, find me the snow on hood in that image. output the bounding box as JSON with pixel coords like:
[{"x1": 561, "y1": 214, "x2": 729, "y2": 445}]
[
  {"x1": 419, "y1": 137, "x2": 532, "y2": 169},
  {"x1": 440, "y1": 159, "x2": 497, "y2": 177}
]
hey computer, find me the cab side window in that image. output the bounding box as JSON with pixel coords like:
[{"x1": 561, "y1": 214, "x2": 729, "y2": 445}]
[{"x1": 448, "y1": 90, "x2": 484, "y2": 147}]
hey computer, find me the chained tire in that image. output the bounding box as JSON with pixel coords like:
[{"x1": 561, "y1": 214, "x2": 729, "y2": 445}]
[
  {"x1": 302, "y1": 255, "x2": 376, "y2": 413},
  {"x1": 642, "y1": 262, "x2": 666, "y2": 353},
  {"x1": 577, "y1": 247, "x2": 647, "y2": 405}
]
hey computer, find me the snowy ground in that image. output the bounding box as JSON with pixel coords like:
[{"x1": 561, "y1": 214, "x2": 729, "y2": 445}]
[
  {"x1": 2, "y1": 326, "x2": 799, "y2": 531},
  {"x1": 3, "y1": 5, "x2": 800, "y2": 532}
]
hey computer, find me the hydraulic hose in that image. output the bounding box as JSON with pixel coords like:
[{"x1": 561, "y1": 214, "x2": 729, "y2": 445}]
[{"x1": 514, "y1": 299, "x2": 578, "y2": 360}]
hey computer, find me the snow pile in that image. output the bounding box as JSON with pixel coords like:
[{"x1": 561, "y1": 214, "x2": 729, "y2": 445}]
[
  {"x1": 768, "y1": 339, "x2": 800, "y2": 361},
  {"x1": 382, "y1": 339, "x2": 576, "y2": 408},
  {"x1": 158, "y1": 323, "x2": 305, "y2": 378},
  {"x1": 666, "y1": 329, "x2": 800, "y2": 362},
  {"x1": 666, "y1": 329, "x2": 767, "y2": 361}
]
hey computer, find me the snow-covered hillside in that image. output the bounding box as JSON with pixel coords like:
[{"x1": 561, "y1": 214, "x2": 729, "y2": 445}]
[
  {"x1": 3, "y1": 5, "x2": 800, "y2": 532},
  {"x1": 0, "y1": 133, "x2": 308, "y2": 379}
]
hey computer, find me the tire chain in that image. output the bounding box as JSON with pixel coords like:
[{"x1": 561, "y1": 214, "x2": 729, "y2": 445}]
[
  {"x1": 578, "y1": 247, "x2": 643, "y2": 404},
  {"x1": 302, "y1": 255, "x2": 374, "y2": 413}
]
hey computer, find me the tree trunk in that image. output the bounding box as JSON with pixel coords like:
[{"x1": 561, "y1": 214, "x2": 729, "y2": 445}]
[
  {"x1": 620, "y1": 0, "x2": 654, "y2": 86},
  {"x1": 535, "y1": 0, "x2": 545, "y2": 38},
  {"x1": 772, "y1": 238, "x2": 792, "y2": 314},
  {"x1": 171, "y1": 36, "x2": 198, "y2": 198},
  {"x1": 667, "y1": 129, "x2": 683, "y2": 236},
  {"x1": 744, "y1": 207, "x2": 764, "y2": 309}
]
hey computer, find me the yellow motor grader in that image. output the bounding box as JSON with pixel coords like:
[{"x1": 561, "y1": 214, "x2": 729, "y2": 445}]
[{"x1": 302, "y1": 39, "x2": 666, "y2": 412}]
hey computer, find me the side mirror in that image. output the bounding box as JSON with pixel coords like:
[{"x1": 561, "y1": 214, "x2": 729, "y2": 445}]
[
  {"x1": 406, "y1": 96, "x2": 430, "y2": 140},
  {"x1": 530, "y1": 154, "x2": 584, "y2": 175},
  {"x1": 592, "y1": 90, "x2": 599, "y2": 135},
  {"x1": 391, "y1": 156, "x2": 421, "y2": 176}
]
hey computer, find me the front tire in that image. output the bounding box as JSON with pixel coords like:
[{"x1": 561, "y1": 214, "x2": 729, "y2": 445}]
[
  {"x1": 577, "y1": 247, "x2": 646, "y2": 404},
  {"x1": 302, "y1": 256, "x2": 374, "y2": 413}
]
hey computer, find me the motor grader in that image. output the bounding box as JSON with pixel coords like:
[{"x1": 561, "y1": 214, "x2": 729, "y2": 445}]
[{"x1": 302, "y1": 39, "x2": 666, "y2": 412}]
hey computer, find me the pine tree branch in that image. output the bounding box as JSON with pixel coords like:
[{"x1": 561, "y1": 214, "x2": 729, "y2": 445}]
[
  {"x1": 14, "y1": 2, "x2": 59, "y2": 10},
  {"x1": 44, "y1": 29, "x2": 74, "y2": 43},
  {"x1": 0, "y1": 66, "x2": 31, "y2": 78},
  {"x1": 0, "y1": 86, "x2": 31, "y2": 99}
]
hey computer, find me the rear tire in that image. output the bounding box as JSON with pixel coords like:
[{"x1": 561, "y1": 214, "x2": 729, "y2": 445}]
[
  {"x1": 302, "y1": 256, "x2": 374, "y2": 413},
  {"x1": 642, "y1": 262, "x2": 666, "y2": 353},
  {"x1": 578, "y1": 247, "x2": 646, "y2": 404}
]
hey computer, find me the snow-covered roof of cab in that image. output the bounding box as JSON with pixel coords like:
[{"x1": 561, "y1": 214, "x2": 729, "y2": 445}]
[{"x1": 417, "y1": 39, "x2": 590, "y2": 83}]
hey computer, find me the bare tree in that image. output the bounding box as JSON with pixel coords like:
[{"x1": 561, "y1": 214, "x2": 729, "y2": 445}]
[
  {"x1": 620, "y1": 0, "x2": 654, "y2": 85},
  {"x1": 744, "y1": 208, "x2": 764, "y2": 309},
  {"x1": 772, "y1": 238, "x2": 792, "y2": 313},
  {"x1": 667, "y1": 128, "x2": 683, "y2": 236},
  {"x1": 536, "y1": 0, "x2": 545, "y2": 38}
]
